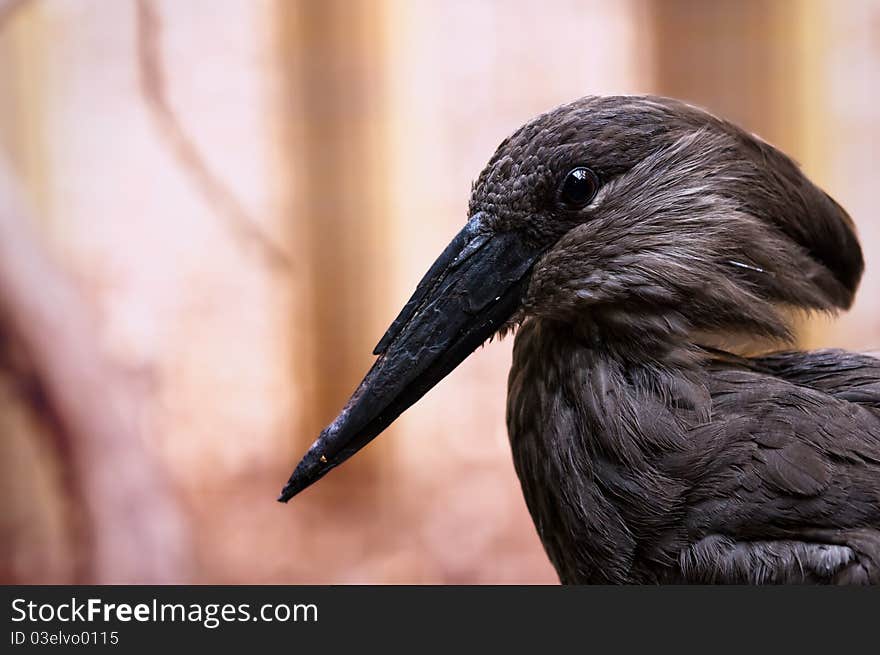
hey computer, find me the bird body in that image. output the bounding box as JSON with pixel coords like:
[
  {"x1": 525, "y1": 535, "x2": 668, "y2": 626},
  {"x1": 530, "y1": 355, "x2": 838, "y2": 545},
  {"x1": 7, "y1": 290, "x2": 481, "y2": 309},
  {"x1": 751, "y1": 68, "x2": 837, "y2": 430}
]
[
  {"x1": 282, "y1": 95, "x2": 880, "y2": 584},
  {"x1": 509, "y1": 321, "x2": 880, "y2": 583}
]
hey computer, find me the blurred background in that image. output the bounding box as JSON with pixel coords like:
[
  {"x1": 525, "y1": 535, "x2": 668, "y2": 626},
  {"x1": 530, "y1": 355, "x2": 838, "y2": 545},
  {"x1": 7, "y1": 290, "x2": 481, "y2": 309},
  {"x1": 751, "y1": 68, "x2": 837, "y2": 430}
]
[{"x1": 0, "y1": 0, "x2": 877, "y2": 584}]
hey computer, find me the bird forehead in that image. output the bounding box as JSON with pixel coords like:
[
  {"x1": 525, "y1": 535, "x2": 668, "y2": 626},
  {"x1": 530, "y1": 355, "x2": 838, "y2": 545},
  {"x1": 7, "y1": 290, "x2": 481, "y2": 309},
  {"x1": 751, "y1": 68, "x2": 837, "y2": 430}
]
[{"x1": 471, "y1": 96, "x2": 693, "y2": 203}]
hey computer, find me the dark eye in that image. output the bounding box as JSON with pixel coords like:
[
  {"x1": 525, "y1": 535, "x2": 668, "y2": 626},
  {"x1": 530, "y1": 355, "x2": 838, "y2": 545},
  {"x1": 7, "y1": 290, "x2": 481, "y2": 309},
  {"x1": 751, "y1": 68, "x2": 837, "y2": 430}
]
[{"x1": 560, "y1": 167, "x2": 599, "y2": 207}]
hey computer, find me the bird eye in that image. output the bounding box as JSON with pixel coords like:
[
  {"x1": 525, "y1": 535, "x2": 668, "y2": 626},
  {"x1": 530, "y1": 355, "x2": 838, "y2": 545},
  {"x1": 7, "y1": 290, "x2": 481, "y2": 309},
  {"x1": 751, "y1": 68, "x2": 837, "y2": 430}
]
[{"x1": 560, "y1": 167, "x2": 599, "y2": 207}]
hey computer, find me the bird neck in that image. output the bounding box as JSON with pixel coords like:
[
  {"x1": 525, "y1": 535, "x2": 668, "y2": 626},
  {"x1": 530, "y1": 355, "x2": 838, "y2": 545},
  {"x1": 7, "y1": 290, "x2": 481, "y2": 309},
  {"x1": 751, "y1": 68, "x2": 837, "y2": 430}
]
[
  {"x1": 507, "y1": 317, "x2": 708, "y2": 582},
  {"x1": 524, "y1": 312, "x2": 707, "y2": 368},
  {"x1": 510, "y1": 317, "x2": 710, "y2": 451}
]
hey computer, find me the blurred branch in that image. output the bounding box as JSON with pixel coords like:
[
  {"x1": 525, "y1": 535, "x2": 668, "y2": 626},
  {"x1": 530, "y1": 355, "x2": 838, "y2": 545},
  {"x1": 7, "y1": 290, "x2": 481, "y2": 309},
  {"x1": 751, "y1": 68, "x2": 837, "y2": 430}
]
[
  {"x1": 135, "y1": 0, "x2": 291, "y2": 272},
  {"x1": 0, "y1": 156, "x2": 192, "y2": 583},
  {"x1": 0, "y1": 0, "x2": 28, "y2": 30}
]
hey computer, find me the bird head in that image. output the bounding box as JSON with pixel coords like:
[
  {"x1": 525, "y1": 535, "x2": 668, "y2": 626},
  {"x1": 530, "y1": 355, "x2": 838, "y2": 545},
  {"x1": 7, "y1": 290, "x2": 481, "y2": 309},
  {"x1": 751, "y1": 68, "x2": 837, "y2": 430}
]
[{"x1": 279, "y1": 95, "x2": 863, "y2": 501}]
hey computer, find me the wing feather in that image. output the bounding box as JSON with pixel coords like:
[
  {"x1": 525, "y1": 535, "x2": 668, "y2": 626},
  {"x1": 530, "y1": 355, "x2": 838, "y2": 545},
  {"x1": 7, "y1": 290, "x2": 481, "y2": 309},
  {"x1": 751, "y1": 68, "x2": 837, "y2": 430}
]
[{"x1": 681, "y1": 349, "x2": 880, "y2": 538}]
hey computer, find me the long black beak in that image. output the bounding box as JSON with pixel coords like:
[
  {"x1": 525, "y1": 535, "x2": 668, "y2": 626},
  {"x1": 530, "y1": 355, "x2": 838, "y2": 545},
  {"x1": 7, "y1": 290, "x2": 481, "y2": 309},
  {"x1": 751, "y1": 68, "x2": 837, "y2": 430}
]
[{"x1": 279, "y1": 213, "x2": 544, "y2": 501}]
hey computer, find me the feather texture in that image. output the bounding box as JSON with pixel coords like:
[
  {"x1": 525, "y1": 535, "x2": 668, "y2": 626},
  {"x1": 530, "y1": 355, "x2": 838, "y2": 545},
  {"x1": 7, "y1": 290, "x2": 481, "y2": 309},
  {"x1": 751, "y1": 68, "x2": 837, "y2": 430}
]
[{"x1": 508, "y1": 324, "x2": 880, "y2": 584}]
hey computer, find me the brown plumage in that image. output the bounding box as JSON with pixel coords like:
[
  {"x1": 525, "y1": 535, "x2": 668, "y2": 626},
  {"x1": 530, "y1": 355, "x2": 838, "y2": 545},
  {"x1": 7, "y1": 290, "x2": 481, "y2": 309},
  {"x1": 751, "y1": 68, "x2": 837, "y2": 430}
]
[{"x1": 281, "y1": 96, "x2": 880, "y2": 584}]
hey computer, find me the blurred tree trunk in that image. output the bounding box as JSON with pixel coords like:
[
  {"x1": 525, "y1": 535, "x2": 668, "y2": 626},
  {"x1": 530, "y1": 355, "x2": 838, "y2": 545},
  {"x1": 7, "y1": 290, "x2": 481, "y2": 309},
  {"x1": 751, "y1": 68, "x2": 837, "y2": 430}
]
[{"x1": 279, "y1": 0, "x2": 392, "y2": 495}]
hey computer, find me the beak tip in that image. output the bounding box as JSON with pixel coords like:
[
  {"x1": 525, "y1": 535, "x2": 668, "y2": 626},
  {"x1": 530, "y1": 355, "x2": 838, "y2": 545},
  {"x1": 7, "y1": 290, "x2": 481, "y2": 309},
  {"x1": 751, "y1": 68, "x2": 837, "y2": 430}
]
[
  {"x1": 278, "y1": 443, "x2": 330, "y2": 504},
  {"x1": 277, "y1": 481, "x2": 297, "y2": 503},
  {"x1": 277, "y1": 475, "x2": 307, "y2": 503}
]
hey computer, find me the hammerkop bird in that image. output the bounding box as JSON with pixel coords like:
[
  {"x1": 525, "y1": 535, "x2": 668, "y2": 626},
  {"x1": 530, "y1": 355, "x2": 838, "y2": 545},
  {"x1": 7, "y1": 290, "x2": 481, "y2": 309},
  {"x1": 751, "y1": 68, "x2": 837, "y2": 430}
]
[{"x1": 281, "y1": 96, "x2": 880, "y2": 584}]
